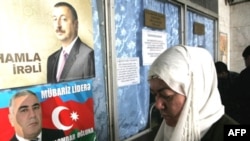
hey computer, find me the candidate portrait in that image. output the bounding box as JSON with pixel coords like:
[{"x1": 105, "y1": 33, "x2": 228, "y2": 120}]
[
  {"x1": 8, "y1": 90, "x2": 65, "y2": 141},
  {"x1": 47, "y1": 2, "x2": 95, "y2": 83}
]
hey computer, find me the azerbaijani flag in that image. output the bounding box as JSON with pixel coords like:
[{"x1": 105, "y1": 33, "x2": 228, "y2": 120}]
[{"x1": 0, "y1": 79, "x2": 96, "y2": 141}]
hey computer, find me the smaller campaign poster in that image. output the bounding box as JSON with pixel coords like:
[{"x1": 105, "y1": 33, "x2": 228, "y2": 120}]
[{"x1": 0, "y1": 79, "x2": 96, "y2": 141}]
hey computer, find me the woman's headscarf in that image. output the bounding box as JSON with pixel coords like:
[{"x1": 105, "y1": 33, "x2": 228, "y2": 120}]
[{"x1": 148, "y1": 45, "x2": 224, "y2": 141}]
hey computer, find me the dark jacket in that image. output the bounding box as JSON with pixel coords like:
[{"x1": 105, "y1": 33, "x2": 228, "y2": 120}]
[
  {"x1": 47, "y1": 38, "x2": 95, "y2": 83},
  {"x1": 237, "y1": 67, "x2": 250, "y2": 124},
  {"x1": 10, "y1": 128, "x2": 65, "y2": 141},
  {"x1": 217, "y1": 71, "x2": 240, "y2": 122}
]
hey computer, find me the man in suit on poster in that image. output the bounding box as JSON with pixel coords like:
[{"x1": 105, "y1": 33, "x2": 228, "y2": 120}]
[
  {"x1": 8, "y1": 90, "x2": 65, "y2": 141},
  {"x1": 47, "y1": 2, "x2": 95, "y2": 83}
]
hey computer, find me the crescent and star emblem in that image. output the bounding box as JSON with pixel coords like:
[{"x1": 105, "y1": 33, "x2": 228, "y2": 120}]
[{"x1": 52, "y1": 106, "x2": 79, "y2": 130}]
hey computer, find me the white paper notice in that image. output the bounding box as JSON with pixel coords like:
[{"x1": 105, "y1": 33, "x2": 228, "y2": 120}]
[
  {"x1": 142, "y1": 29, "x2": 167, "y2": 66},
  {"x1": 117, "y1": 57, "x2": 140, "y2": 87}
]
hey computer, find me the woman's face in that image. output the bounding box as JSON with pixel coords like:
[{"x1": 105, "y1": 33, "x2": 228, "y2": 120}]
[{"x1": 150, "y1": 78, "x2": 186, "y2": 127}]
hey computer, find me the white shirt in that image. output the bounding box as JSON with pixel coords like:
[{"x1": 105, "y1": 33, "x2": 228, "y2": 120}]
[{"x1": 15, "y1": 132, "x2": 41, "y2": 141}]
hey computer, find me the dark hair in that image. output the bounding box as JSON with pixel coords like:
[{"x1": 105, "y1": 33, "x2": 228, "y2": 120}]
[
  {"x1": 242, "y1": 45, "x2": 250, "y2": 58},
  {"x1": 54, "y1": 2, "x2": 78, "y2": 20},
  {"x1": 215, "y1": 61, "x2": 228, "y2": 73}
]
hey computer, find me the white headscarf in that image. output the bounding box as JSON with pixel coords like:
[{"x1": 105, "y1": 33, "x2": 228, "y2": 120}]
[{"x1": 148, "y1": 45, "x2": 224, "y2": 141}]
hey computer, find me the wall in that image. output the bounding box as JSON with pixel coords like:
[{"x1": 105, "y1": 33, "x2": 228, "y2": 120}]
[
  {"x1": 218, "y1": 0, "x2": 230, "y2": 65},
  {"x1": 230, "y1": 2, "x2": 250, "y2": 72}
]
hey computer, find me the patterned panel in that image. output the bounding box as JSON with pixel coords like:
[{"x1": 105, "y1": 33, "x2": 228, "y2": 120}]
[
  {"x1": 186, "y1": 11, "x2": 215, "y2": 57},
  {"x1": 115, "y1": 0, "x2": 180, "y2": 140}
]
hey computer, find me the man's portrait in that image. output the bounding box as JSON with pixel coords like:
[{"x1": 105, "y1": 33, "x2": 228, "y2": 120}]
[
  {"x1": 8, "y1": 90, "x2": 65, "y2": 141},
  {"x1": 47, "y1": 2, "x2": 95, "y2": 83},
  {"x1": 0, "y1": 0, "x2": 95, "y2": 89}
]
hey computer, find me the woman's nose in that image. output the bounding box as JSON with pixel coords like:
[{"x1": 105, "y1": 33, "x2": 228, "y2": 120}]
[{"x1": 154, "y1": 97, "x2": 165, "y2": 110}]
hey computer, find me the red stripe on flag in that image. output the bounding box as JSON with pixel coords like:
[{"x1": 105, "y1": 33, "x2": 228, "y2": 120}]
[{"x1": 0, "y1": 108, "x2": 15, "y2": 141}]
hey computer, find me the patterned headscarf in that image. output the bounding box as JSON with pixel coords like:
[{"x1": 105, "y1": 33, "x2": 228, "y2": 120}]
[{"x1": 148, "y1": 45, "x2": 224, "y2": 141}]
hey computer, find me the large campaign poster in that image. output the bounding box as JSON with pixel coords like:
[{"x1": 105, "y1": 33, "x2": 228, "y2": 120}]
[
  {"x1": 0, "y1": 79, "x2": 96, "y2": 141},
  {"x1": 0, "y1": 0, "x2": 94, "y2": 89}
]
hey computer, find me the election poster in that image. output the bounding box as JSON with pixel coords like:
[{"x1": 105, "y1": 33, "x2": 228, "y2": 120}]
[
  {"x1": 0, "y1": 0, "x2": 94, "y2": 89},
  {"x1": 0, "y1": 79, "x2": 96, "y2": 141}
]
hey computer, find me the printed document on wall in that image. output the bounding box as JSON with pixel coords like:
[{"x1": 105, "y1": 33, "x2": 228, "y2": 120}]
[
  {"x1": 117, "y1": 57, "x2": 140, "y2": 87},
  {"x1": 142, "y1": 29, "x2": 167, "y2": 66}
]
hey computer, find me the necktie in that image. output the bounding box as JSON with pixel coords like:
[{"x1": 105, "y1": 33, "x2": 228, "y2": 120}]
[{"x1": 56, "y1": 50, "x2": 68, "y2": 82}]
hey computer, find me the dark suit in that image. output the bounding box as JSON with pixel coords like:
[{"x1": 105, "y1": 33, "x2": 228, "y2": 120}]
[
  {"x1": 47, "y1": 37, "x2": 95, "y2": 83},
  {"x1": 10, "y1": 128, "x2": 65, "y2": 141},
  {"x1": 237, "y1": 67, "x2": 250, "y2": 124}
]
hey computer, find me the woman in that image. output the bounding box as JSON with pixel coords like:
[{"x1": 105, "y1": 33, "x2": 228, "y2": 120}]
[{"x1": 148, "y1": 45, "x2": 238, "y2": 141}]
